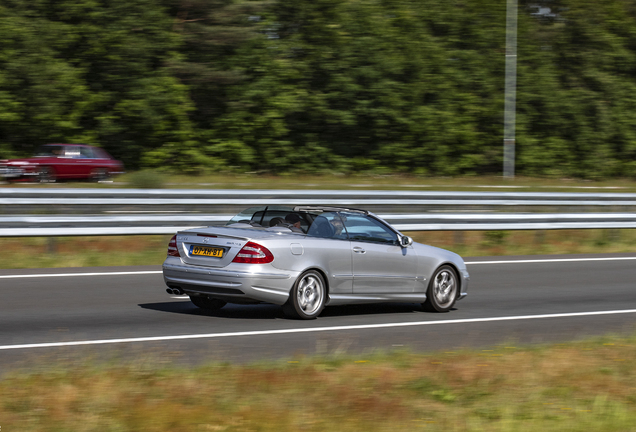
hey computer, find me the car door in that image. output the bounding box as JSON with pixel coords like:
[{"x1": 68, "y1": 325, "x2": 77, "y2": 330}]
[
  {"x1": 57, "y1": 146, "x2": 84, "y2": 179},
  {"x1": 305, "y1": 212, "x2": 353, "y2": 294},
  {"x1": 63, "y1": 146, "x2": 94, "y2": 179},
  {"x1": 340, "y1": 212, "x2": 418, "y2": 294},
  {"x1": 76, "y1": 145, "x2": 98, "y2": 178},
  {"x1": 40, "y1": 145, "x2": 74, "y2": 178}
]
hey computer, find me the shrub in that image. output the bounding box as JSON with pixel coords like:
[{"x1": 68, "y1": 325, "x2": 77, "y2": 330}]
[{"x1": 127, "y1": 170, "x2": 166, "y2": 189}]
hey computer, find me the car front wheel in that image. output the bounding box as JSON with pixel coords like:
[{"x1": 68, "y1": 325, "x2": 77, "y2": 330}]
[
  {"x1": 283, "y1": 270, "x2": 326, "y2": 319},
  {"x1": 91, "y1": 168, "x2": 110, "y2": 182},
  {"x1": 423, "y1": 265, "x2": 458, "y2": 312}
]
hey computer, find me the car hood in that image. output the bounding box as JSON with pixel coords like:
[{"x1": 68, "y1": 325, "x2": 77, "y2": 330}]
[{"x1": 412, "y1": 242, "x2": 467, "y2": 269}]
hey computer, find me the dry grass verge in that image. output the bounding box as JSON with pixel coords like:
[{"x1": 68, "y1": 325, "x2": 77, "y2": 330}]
[
  {"x1": 1, "y1": 230, "x2": 636, "y2": 269},
  {"x1": 1, "y1": 335, "x2": 635, "y2": 431}
]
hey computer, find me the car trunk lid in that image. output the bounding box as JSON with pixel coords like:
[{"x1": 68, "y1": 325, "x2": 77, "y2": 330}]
[{"x1": 174, "y1": 227, "x2": 277, "y2": 268}]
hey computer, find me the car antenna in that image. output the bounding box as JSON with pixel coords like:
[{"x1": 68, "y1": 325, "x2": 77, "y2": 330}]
[{"x1": 259, "y1": 206, "x2": 268, "y2": 226}]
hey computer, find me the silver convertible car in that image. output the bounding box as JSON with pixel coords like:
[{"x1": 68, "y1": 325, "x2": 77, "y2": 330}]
[{"x1": 162, "y1": 206, "x2": 469, "y2": 319}]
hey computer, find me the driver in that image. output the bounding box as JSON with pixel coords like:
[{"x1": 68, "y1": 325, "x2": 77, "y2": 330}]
[
  {"x1": 330, "y1": 216, "x2": 348, "y2": 239},
  {"x1": 284, "y1": 213, "x2": 305, "y2": 233}
]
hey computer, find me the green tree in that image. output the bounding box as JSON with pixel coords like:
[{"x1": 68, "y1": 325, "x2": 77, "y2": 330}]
[
  {"x1": 516, "y1": 0, "x2": 636, "y2": 178},
  {"x1": 212, "y1": 0, "x2": 506, "y2": 175},
  {"x1": 0, "y1": 3, "x2": 90, "y2": 155},
  {"x1": 0, "y1": 0, "x2": 194, "y2": 170},
  {"x1": 143, "y1": 0, "x2": 270, "y2": 172}
]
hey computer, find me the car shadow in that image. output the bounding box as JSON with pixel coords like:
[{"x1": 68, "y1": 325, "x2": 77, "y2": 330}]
[
  {"x1": 139, "y1": 300, "x2": 451, "y2": 320},
  {"x1": 321, "y1": 303, "x2": 449, "y2": 317},
  {"x1": 138, "y1": 301, "x2": 286, "y2": 320}
]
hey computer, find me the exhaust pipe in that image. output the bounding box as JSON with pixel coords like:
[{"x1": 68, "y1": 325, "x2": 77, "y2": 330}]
[{"x1": 167, "y1": 286, "x2": 186, "y2": 296}]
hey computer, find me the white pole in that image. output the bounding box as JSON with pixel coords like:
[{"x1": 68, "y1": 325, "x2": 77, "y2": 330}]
[{"x1": 503, "y1": 0, "x2": 518, "y2": 178}]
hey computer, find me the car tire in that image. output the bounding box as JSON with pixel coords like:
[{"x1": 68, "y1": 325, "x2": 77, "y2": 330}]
[
  {"x1": 283, "y1": 270, "x2": 326, "y2": 319},
  {"x1": 91, "y1": 168, "x2": 110, "y2": 182},
  {"x1": 37, "y1": 166, "x2": 55, "y2": 183},
  {"x1": 190, "y1": 295, "x2": 226, "y2": 311},
  {"x1": 422, "y1": 265, "x2": 458, "y2": 312}
]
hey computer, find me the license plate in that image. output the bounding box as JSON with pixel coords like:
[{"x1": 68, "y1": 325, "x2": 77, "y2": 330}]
[{"x1": 190, "y1": 245, "x2": 224, "y2": 258}]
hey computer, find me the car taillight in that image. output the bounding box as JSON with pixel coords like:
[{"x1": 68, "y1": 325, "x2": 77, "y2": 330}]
[
  {"x1": 232, "y1": 241, "x2": 274, "y2": 264},
  {"x1": 167, "y1": 235, "x2": 180, "y2": 257}
]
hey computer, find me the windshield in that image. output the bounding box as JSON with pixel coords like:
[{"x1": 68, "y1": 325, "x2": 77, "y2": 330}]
[
  {"x1": 227, "y1": 206, "x2": 373, "y2": 237},
  {"x1": 227, "y1": 206, "x2": 316, "y2": 233}
]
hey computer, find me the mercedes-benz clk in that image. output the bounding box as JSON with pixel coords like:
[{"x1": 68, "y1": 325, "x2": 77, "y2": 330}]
[{"x1": 162, "y1": 206, "x2": 469, "y2": 319}]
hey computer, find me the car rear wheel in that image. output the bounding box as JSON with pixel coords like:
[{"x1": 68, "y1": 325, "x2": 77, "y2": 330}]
[
  {"x1": 283, "y1": 270, "x2": 326, "y2": 319},
  {"x1": 423, "y1": 265, "x2": 458, "y2": 312},
  {"x1": 190, "y1": 295, "x2": 227, "y2": 311},
  {"x1": 37, "y1": 166, "x2": 55, "y2": 183}
]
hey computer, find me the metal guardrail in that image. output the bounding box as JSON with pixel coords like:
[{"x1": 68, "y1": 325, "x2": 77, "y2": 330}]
[
  {"x1": 2, "y1": 213, "x2": 636, "y2": 237},
  {"x1": 3, "y1": 188, "x2": 636, "y2": 218},
  {"x1": 1, "y1": 188, "x2": 636, "y2": 236},
  {"x1": 3, "y1": 188, "x2": 636, "y2": 203}
]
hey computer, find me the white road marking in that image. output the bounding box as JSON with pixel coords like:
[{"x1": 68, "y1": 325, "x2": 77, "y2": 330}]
[
  {"x1": 2, "y1": 309, "x2": 636, "y2": 351},
  {"x1": 466, "y1": 257, "x2": 636, "y2": 265},
  {"x1": 0, "y1": 271, "x2": 163, "y2": 279}
]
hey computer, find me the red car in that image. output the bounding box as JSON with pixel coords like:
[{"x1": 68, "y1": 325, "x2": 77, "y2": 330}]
[{"x1": 0, "y1": 144, "x2": 124, "y2": 182}]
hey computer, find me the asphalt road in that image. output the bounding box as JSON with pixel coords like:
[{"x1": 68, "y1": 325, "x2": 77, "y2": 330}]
[{"x1": 1, "y1": 253, "x2": 636, "y2": 368}]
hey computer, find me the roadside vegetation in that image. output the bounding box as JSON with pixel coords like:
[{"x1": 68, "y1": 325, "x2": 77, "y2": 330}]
[
  {"x1": 2, "y1": 334, "x2": 635, "y2": 431},
  {"x1": 0, "y1": 236, "x2": 170, "y2": 269},
  {"x1": 2, "y1": 1, "x2": 636, "y2": 180},
  {"x1": 4, "y1": 172, "x2": 636, "y2": 192},
  {"x1": 1, "y1": 229, "x2": 636, "y2": 269}
]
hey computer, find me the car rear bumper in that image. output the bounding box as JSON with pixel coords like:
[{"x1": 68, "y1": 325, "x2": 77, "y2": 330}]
[{"x1": 162, "y1": 259, "x2": 298, "y2": 305}]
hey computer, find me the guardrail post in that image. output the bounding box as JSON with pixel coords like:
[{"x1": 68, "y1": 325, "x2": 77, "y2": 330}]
[
  {"x1": 608, "y1": 229, "x2": 620, "y2": 243},
  {"x1": 454, "y1": 231, "x2": 464, "y2": 246},
  {"x1": 47, "y1": 237, "x2": 57, "y2": 254}
]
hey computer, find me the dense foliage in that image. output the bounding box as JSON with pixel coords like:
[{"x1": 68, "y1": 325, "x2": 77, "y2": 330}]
[{"x1": 1, "y1": 0, "x2": 635, "y2": 178}]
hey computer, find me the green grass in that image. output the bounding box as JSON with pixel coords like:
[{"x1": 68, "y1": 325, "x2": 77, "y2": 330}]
[
  {"x1": 3, "y1": 172, "x2": 636, "y2": 191},
  {"x1": 2, "y1": 334, "x2": 636, "y2": 431},
  {"x1": 408, "y1": 229, "x2": 636, "y2": 258},
  {"x1": 0, "y1": 236, "x2": 170, "y2": 269}
]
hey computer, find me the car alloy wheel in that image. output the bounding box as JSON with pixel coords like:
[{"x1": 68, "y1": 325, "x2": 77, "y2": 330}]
[
  {"x1": 284, "y1": 270, "x2": 326, "y2": 319},
  {"x1": 37, "y1": 166, "x2": 55, "y2": 183},
  {"x1": 91, "y1": 168, "x2": 110, "y2": 182},
  {"x1": 423, "y1": 265, "x2": 458, "y2": 312}
]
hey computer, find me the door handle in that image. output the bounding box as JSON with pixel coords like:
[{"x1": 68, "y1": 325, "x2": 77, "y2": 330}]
[{"x1": 353, "y1": 247, "x2": 366, "y2": 254}]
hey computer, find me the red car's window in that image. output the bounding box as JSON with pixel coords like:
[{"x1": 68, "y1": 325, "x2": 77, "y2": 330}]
[
  {"x1": 37, "y1": 145, "x2": 64, "y2": 157},
  {"x1": 92, "y1": 148, "x2": 111, "y2": 159},
  {"x1": 64, "y1": 147, "x2": 82, "y2": 158},
  {"x1": 79, "y1": 147, "x2": 96, "y2": 158}
]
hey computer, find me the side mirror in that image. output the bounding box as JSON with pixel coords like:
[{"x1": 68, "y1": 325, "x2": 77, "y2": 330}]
[{"x1": 400, "y1": 235, "x2": 413, "y2": 247}]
